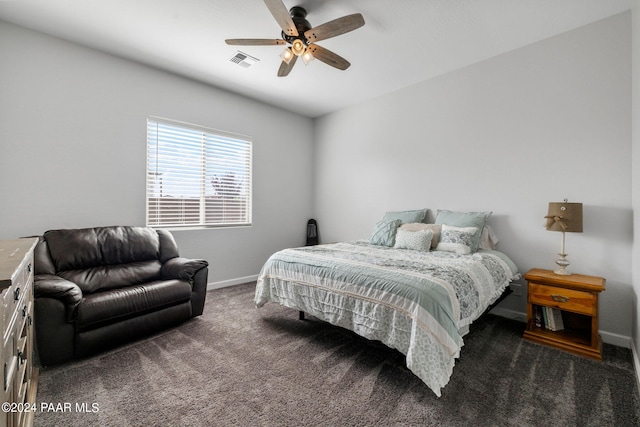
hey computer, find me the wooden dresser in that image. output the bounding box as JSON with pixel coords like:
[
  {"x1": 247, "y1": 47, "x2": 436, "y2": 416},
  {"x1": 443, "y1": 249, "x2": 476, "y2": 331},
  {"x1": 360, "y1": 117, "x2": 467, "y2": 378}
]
[{"x1": 0, "y1": 239, "x2": 38, "y2": 427}]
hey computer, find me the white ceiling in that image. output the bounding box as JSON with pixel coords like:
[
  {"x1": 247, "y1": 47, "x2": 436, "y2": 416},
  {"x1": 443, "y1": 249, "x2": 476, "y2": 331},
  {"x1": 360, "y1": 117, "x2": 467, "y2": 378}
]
[{"x1": 0, "y1": 0, "x2": 631, "y2": 118}]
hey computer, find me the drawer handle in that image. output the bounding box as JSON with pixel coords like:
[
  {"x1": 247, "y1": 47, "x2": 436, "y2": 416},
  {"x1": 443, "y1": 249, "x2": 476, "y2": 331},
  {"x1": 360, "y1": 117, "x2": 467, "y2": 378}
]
[
  {"x1": 551, "y1": 294, "x2": 570, "y2": 303},
  {"x1": 21, "y1": 305, "x2": 27, "y2": 318},
  {"x1": 13, "y1": 287, "x2": 20, "y2": 301},
  {"x1": 17, "y1": 351, "x2": 26, "y2": 365}
]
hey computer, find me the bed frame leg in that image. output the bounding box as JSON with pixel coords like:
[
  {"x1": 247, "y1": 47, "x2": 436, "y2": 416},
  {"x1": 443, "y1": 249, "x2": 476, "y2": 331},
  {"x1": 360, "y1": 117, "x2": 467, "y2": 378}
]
[{"x1": 299, "y1": 311, "x2": 305, "y2": 320}]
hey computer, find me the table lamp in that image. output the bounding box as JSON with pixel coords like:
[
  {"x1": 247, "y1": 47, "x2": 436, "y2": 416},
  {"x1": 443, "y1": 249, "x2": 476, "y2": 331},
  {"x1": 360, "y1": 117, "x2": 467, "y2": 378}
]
[{"x1": 544, "y1": 199, "x2": 583, "y2": 275}]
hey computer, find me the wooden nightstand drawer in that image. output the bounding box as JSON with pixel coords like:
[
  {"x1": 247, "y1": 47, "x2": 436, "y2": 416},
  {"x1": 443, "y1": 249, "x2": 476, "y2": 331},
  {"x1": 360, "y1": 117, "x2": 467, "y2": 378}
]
[{"x1": 528, "y1": 282, "x2": 596, "y2": 316}]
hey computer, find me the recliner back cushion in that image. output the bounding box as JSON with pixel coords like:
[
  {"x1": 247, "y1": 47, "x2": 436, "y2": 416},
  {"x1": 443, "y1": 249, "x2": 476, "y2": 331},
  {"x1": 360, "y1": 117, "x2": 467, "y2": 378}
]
[
  {"x1": 97, "y1": 227, "x2": 160, "y2": 265},
  {"x1": 45, "y1": 226, "x2": 161, "y2": 272},
  {"x1": 45, "y1": 228, "x2": 103, "y2": 271}
]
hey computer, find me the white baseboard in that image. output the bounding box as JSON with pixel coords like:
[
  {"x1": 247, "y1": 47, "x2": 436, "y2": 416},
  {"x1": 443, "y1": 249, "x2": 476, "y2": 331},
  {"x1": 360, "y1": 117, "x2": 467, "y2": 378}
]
[
  {"x1": 600, "y1": 330, "x2": 633, "y2": 349},
  {"x1": 207, "y1": 275, "x2": 258, "y2": 290},
  {"x1": 489, "y1": 307, "x2": 632, "y2": 349}
]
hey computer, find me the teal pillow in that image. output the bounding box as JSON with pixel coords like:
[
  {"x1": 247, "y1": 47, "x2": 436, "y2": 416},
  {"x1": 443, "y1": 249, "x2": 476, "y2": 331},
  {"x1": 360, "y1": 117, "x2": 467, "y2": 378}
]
[
  {"x1": 434, "y1": 210, "x2": 492, "y2": 252},
  {"x1": 382, "y1": 209, "x2": 427, "y2": 224},
  {"x1": 370, "y1": 219, "x2": 402, "y2": 247}
]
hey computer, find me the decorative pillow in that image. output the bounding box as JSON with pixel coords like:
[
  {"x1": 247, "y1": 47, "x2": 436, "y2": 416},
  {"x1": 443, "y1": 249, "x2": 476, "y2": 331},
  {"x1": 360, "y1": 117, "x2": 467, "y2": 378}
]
[
  {"x1": 399, "y1": 223, "x2": 441, "y2": 249},
  {"x1": 435, "y1": 210, "x2": 492, "y2": 252},
  {"x1": 369, "y1": 219, "x2": 402, "y2": 247},
  {"x1": 479, "y1": 225, "x2": 499, "y2": 250},
  {"x1": 382, "y1": 209, "x2": 427, "y2": 224},
  {"x1": 394, "y1": 228, "x2": 434, "y2": 252},
  {"x1": 435, "y1": 224, "x2": 478, "y2": 255}
]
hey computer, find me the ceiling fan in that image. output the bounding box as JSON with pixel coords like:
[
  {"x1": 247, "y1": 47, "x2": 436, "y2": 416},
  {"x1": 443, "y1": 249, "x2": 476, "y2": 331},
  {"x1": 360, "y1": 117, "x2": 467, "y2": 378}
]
[{"x1": 225, "y1": 0, "x2": 365, "y2": 77}]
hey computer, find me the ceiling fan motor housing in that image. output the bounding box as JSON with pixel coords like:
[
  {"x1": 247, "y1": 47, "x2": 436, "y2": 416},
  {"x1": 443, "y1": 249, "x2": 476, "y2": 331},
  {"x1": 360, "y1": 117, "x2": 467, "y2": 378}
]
[{"x1": 282, "y1": 6, "x2": 311, "y2": 46}]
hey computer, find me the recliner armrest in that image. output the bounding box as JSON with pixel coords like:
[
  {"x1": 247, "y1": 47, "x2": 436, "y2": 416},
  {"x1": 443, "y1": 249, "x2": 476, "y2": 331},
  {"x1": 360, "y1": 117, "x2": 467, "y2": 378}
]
[
  {"x1": 161, "y1": 257, "x2": 209, "y2": 281},
  {"x1": 35, "y1": 274, "x2": 83, "y2": 321}
]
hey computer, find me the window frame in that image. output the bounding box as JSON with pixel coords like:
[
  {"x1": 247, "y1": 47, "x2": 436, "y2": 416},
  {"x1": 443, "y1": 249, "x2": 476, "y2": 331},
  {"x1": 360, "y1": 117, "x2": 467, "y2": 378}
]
[{"x1": 146, "y1": 116, "x2": 253, "y2": 229}]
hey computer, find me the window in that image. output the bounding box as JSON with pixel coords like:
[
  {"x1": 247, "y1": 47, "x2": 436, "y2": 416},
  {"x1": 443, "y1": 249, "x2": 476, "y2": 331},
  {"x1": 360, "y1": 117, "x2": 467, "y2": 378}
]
[{"x1": 146, "y1": 117, "x2": 252, "y2": 228}]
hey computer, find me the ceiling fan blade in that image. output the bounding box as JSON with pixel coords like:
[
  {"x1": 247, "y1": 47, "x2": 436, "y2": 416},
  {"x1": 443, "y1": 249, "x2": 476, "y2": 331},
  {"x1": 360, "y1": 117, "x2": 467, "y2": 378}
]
[
  {"x1": 306, "y1": 45, "x2": 351, "y2": 70},
  {"x1": 264, "y1": 0, "x2": 298, "y2": 37},
  {"x1": 277, "y1": 55, "x2": 298, "y2": 77},
  {"x1": 304, "y1": 13, "x2": 365, "y2": 43},
  {"x1": 225, "y1": 38, "x2": 286, "y2": 46}
]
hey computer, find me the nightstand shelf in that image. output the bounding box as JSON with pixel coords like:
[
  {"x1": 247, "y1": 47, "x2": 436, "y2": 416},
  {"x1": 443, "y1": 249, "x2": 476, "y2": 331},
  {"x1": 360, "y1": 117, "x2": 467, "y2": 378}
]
[
  {"x1": 527, "y1": 315, "x2": 590, "y2": 345},
  {"x1": 523, "y1": 268, "x2": 605, "y2": 361}
]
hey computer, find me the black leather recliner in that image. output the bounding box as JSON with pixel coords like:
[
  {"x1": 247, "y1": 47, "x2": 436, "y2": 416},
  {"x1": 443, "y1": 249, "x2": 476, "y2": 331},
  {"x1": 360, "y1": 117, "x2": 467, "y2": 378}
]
[{"x1": 33, "y1": 226, "x2": 209, "y2": 365}]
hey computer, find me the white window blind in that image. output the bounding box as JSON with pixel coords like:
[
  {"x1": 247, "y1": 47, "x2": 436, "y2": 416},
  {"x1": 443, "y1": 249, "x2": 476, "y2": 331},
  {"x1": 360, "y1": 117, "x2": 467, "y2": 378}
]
[{"x1": 146, "y1": 117, "x2": 252, "y2": 228}]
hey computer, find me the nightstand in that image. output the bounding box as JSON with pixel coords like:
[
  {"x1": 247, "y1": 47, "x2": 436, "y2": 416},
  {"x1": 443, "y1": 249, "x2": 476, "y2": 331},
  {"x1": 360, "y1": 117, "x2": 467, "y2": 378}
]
[{"x1": 523, "y1": 268, "x2": 606, "y2": 361}]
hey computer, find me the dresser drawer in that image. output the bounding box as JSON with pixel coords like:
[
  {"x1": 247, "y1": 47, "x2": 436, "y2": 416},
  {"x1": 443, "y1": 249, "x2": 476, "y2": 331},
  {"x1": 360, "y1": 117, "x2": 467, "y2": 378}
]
[
  {"x1": 2, "y1": 281, "x2": 19, "y2": 335},
  {"x1": 529, "y1": 282, "x2": 596, "y2": 315},
  {"x1": 15, "y1": 253, "x2": 32, "y2": 308},
  {"x1": 2, "y1": 254, "x2": 32, "y2": 337},
  {"x1": 3, "y1": 326, "x2": 17, "y2": 393}
]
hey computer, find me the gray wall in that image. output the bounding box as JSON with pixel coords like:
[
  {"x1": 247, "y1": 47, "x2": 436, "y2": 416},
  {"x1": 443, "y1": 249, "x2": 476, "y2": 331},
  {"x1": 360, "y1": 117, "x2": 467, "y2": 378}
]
[
  {"x1": 313, "y1": 13, "x2": 632, "y2": 345},
  {"x1": 632, "y1": 0, "x2": 640, "y2": 379},
  {"x1": 0, "y1": 21, "x2": 315, "y2": 287}
]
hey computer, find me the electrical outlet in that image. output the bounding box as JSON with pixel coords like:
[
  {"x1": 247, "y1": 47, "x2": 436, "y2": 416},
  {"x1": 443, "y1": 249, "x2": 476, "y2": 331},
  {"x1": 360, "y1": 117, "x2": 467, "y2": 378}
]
[{"x1": 510, "y1": 283, "x2": 522, "y2": 297}]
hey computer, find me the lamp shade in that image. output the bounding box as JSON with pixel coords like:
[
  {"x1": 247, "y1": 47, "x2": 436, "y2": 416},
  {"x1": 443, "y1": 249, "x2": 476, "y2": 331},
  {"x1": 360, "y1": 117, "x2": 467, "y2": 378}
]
[
  {"x1": 545, "y1": 201, "x2": 583, "y2": 233},
  {"x1": 291, "y1": 39, "x2": 306, "y2": 56}
]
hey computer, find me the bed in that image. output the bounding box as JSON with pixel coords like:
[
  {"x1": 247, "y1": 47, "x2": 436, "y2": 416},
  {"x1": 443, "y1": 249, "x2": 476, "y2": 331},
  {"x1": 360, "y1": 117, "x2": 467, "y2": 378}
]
[{"x1": 255, "y1": 210, "x2": 520, "y2": 397}]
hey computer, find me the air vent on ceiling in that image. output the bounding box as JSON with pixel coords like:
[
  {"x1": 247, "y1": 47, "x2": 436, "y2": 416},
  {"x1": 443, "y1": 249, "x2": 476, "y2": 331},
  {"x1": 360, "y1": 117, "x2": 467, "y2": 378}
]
[{"x1": 229, "y1": 51, "x2": 260, "y2": 68}]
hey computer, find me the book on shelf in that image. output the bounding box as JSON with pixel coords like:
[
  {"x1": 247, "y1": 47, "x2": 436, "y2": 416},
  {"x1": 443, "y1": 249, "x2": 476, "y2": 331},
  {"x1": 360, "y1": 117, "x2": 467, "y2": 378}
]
[
  {"x1": 534, "y1": 305, "x2": 542, "y2": 328},
  {"x1": 545, "y1": 306, "x2": 564, "y2": 331},
  {"x1": 551, "y1": 307, "x2": 564, "y2": 331},
  {"x1": 545, "y1": 306, "x2": 555, "y2": 330},
  {"x1": 533, "y1": 305, "x2": 564, "y2": 331}
]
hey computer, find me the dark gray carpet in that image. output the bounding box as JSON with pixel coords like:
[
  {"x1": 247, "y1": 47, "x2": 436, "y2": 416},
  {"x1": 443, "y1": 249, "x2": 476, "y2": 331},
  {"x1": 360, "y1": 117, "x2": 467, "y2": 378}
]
[{"x1": 35, "y1": 282, "x2": 640, "y2": 426}]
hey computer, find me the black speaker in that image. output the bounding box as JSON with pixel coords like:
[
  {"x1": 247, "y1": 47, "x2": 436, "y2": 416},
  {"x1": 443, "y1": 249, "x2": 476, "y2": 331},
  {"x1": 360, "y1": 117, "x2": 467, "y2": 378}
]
[{"x1": 306, "y1": 219, "x2": 319, "y2": 246}]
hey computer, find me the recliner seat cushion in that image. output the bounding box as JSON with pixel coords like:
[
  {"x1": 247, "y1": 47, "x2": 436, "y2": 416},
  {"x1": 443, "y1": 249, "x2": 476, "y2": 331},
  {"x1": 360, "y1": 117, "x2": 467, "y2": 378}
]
[
  {"x1": 59, "y1": 260, "x2": 163, "y2": 294},
  {"x1": 76, "y1": 279, "x2": 192, "y2": 332}
]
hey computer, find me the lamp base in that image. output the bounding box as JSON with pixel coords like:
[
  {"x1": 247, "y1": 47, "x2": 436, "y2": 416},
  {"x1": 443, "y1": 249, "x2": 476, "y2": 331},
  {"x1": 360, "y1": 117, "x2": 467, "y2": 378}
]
[{"x1": 554, "y1": 253, "x2": 571, "y2": 276}]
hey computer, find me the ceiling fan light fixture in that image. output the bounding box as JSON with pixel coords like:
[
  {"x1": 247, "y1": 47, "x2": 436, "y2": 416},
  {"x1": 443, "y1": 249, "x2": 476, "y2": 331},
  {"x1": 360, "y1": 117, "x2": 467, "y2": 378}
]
[
  {"x1": 302, "y1": 50, "x2": 315, "y2": 65},
  {"x1": 291, "y1": 39, "x2": 306, "y2": 56},
  {"x1": 280, "y1": 47, "x2": 294, "y2": 64}
]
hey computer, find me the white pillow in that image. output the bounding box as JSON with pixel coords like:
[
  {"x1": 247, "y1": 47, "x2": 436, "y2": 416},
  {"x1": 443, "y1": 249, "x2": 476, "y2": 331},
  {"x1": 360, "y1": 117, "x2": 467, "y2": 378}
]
[
  {"x1": 399, "y1": 223, "x2": 441, "y2": 249},
  {"x1": 394, "y1": 228, "x2": 433, "y2": 252},
  {"x1": 435, "y1": 224, "x2": 478, "y2": 255}
]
